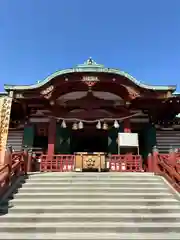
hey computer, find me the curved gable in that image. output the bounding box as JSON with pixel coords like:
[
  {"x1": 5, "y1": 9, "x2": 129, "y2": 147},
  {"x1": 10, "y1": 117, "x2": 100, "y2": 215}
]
[{"x1": 4, "y1": 58, "x2": 176, "y2": 92}]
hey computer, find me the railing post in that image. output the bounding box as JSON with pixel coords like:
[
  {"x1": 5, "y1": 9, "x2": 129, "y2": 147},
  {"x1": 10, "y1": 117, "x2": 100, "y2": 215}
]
[
  {"x1": 147, "y1": 153, "x2": 153, "y2": 172},
  {"x1": 5, "y1": 145, "x2": 12, "y2": 166},
  {"x1": 153, "y1": 146, "x2": 159, "y2": 173},
  {"x1": 4, "y1": 145, "x2": 12, "y2": 183},
  {"x1": 22, "y1": 146, "x2": 29, "y2": 175},
  {"x1": 32, "y1": 152, "x2": 37, "y2": 172},
  {"x1": 169, "y1": 147, "x2": 176, "y2": 167},
  {"x1": 27, "y1": 149, "x2": 33, "y2": 173}
]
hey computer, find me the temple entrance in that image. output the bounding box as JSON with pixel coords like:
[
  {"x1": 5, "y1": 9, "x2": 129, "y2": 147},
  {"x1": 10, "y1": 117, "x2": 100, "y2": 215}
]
[{"x1": 71, "y1": 128, "x2": 108, "y2": 153}]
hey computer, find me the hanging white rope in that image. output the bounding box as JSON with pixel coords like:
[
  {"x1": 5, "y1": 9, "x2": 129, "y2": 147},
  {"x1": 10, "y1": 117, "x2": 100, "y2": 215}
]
[{"x1": 49, "y1": 112, "x2": 141, "y2": 123}]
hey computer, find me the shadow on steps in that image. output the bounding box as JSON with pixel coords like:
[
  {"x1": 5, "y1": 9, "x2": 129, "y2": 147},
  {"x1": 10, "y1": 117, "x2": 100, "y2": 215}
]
[{"x1": 0, "y1": 175, "x2": 29, "y2": 216}]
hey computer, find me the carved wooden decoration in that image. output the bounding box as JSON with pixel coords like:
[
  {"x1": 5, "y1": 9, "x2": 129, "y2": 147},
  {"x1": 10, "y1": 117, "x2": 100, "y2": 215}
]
[
  {"x1": 82, "y1": 154, "x2": 101, "y2": 171},
  {"x1": 40, "y1": 85, "x2": 54, "y2": 99},
  {"x1": 122, "y1": 85, "x2": 140, "y2": 99}
]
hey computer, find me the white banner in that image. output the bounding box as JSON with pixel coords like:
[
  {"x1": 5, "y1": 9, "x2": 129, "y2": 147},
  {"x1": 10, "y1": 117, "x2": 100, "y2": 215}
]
[{"x1": 118, "y1": 133, "x2": 139, "y2": 147}]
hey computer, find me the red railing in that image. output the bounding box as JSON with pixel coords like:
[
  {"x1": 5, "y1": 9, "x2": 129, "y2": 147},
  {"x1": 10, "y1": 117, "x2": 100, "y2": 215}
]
[
  {"x1": 0, "y1": 151, "x2": 26, "y2": 196},
  {"x1": 39, "y1": 154, "x2": 144, "y2": 172},
  {"x1": 157, "y1": 154, "x2": 180, "y2": 191},
  {"x1": 147, "y1": 150, "x2": 180, "y2": 192},
  {"x1": 40, "y1": 154, "x2": 75, "y2": 172},
  {"x1": 107, "y1": 154, "x2": 144, "y2": 172}
]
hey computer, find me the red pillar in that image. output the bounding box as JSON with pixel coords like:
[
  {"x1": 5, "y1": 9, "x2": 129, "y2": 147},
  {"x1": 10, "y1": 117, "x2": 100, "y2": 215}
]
[
  {"x1": 124, "y1": 118, "x2": 131, "y2": 133},
  {"x1": 47, "y1": 118, "x2": 56, "y2": 156}
]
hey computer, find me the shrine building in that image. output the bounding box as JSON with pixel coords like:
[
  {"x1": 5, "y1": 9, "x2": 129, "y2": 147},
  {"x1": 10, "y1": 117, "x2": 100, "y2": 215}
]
[{"x1": 0, "y1": 58, "x2": 180, "y2": 171}]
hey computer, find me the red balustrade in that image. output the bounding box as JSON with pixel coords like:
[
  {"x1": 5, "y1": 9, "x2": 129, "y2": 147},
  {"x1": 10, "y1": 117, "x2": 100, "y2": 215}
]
[
  {"x1": 108, "y1": 154, "x2": 143, "y2": 172},
  {"x1": 40, "y1": 154, "x2": 75, "y2": 172},
  {"x1": 147, "y1": 151, "x2": 180, "y2": 192},
  {"x1": 0, "y1": 151, "x2": 26, "y2": 196},
  {"x1": 40, "y1": 154, "x2": 144, "y2": 172}
]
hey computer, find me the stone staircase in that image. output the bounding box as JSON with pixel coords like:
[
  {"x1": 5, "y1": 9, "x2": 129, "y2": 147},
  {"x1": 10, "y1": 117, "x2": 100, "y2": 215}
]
[{"x1": 0, "y1": 172, "x2": 180, "y2": 239}]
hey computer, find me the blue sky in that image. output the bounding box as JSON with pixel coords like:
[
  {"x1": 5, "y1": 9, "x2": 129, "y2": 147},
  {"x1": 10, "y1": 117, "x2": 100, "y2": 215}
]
[{"x1": 0, "y1": 0, "x2": 180, "y2": 91}]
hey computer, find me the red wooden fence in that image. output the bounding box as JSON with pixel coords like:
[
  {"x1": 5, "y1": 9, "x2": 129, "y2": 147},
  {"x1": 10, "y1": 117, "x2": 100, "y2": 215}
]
[
  {"x1": 108, "y1": 154, "x2": 143, "y2": 172},
  {"x1": 39, "y1": 154, "x2": 143, "y2": 172},
  {"x1": 40, "y1": 154, "x2": 75, "y2": 172}
]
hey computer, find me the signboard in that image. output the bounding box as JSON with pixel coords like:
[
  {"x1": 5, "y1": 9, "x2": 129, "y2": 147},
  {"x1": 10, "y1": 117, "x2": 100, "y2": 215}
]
[
  {"x1": 118, "y1": 133, "x2": 139, "y2": 147},
  {"x1": 0, "y1": 96, "x2": 12, "y2": 164},
  {"x1": 82, "y1": 76, "x2": 99, "y2": 88}
]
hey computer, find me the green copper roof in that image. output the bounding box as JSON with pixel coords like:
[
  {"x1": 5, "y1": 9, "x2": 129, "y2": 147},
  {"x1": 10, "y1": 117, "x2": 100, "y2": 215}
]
[
  {"x1": 0, "y1": 92, "x2": 8, "y2": 96},
  {"x1": 4, "y1": 58, "x2": 176, "y2": 91},
  {"x1": 173, "y1": 92, "x2": 180, "y2": 96}
]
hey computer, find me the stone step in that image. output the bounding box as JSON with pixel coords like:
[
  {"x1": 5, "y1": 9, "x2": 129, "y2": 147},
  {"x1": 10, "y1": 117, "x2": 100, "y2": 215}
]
[
  {"x1": 27, "y1": 174, "x2": 161, "y2": 181},
  {"x1": 13, "y1": 192, "x2": 174, "y2": 199},
  {"x1": 21, "y1": 182, "x2": 166, "y2": 188},
  {"x1": 0, "y1": 222, "x2": 180, "y2": 233},
  {"x1": 2, "y1": 205, "x2": 180, "y2": 214},
  {"x1": 25, "y1": 179, "x2": 162, "y2": 183},
  {"x1": 2, "y1": 213, "x2": 180, "y2": 223},
  {"x1": 17, "y1": 187, "x2": 170, "y2": 193},
  {"x1": 27, "y1": 175, "x2": 159, "y2": 179},
  {"x1": 24, "y1": 178, "x2": 164, "y2": 183},
  {"x1": 5, "y1": 198, "x2": 179, "y2": 206},
  {"x1": 9, "y1": 192, "x2": 175, "y2": 198},
  {"x1": 28, "y1": 172, "x2": 155, "y2": 176},
  {"x1": 1, "y1": 232, "x2": 180, "y2": 240},
  {"x1": 28, "y1": 172, "x2": 156, "y2": 176},
  {"x1": 7, "y1": 195, "x2": 177, "y2": 200}
]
